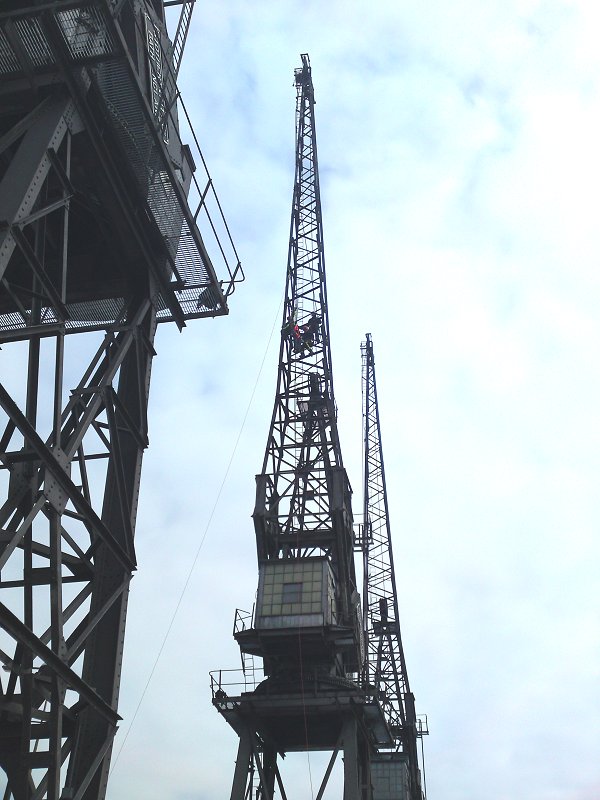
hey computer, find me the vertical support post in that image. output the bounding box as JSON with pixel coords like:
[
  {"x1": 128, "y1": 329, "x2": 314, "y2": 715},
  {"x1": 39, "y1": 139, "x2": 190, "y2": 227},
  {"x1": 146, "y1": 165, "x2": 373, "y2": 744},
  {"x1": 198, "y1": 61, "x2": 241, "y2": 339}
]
[
  {"x1": 342, "y1": 715, "x2": 359, "y2": 800},
  {"x1": 0, "y1": 96, "x2": 72, "y2": 278},
  {"x1": 261, "y1": 743, "x2": 277, "y2": 800},
  {"x1": 48, "y1": 504, "x2": 65, "y2": 800},
  {"x1": 230, "y1": 729, "x2": 253, "y2": 800}
]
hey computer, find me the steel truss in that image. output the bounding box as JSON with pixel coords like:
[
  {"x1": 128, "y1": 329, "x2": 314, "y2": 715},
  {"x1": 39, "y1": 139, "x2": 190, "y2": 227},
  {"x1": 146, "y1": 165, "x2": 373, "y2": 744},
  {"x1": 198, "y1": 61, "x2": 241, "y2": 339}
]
[
  {"x1": 0, "y1": 301, "x2": 155, "y2": 800},
  {"x1": 215, "y1": 54, "x2": 375, "y2": 800},
  {"x1": 253, "y1": 54, "x2": 357, "y2": 629},
  {"x1": 361, "y1": 333, "x2": 427, "y2": 800},
  {"x1": 227, "y1": 703, "x2": 371, "y2": 800},
  {"x1": 0, "y1": 1, "x2": 242, "y2": 798}
]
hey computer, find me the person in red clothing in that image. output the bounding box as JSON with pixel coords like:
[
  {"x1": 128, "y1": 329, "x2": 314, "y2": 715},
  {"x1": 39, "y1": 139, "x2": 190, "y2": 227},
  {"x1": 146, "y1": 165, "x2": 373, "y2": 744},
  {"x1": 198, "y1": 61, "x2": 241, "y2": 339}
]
[
  {"x1": 282, "y1": 311, "x2": 320, "y2": 354},
  {"x1": 299, "y1": 313, "x2": 320, "y2": 348}
]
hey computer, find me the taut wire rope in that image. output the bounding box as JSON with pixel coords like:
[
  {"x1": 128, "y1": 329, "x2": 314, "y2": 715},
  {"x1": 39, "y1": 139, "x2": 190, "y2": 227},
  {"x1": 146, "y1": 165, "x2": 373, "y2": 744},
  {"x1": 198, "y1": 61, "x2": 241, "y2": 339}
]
[{"x1": 110, "y1": 292, "x2": 284, "y2": 775}]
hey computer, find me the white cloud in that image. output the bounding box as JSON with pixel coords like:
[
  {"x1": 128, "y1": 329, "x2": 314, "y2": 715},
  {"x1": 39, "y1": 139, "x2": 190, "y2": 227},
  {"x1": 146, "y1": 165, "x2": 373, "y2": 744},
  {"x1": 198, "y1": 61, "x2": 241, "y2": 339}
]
[{"x1": 2, "y1": 1, "x2": 599, "y2": 798}]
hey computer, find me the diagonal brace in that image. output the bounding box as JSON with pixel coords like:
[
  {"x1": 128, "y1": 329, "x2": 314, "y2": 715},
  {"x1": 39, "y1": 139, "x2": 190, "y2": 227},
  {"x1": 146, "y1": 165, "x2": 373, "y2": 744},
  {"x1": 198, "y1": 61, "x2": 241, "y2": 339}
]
[
  {"x1": 0, "y1": 602, "x2": 120, "y2": 726},
  {"x1": 0, "y1": 382, "x2": 136, "y2": 572}
]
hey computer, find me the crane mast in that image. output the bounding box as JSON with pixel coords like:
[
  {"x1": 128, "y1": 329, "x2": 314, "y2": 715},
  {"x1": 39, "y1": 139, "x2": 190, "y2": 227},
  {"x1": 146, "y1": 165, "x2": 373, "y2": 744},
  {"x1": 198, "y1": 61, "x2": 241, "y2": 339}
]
[
  {"x1": 212, "y1": 55, "x2": 377, "y2": 800},
  {"x1": 361, "y1": 334, "x2": 427, "y2": 800},
  {"x1": 211, "y1": 53, "x2": 433, "y2": 800},
  {"x1": 253, "y1": 53, "x2": 358, "y2": 654}
]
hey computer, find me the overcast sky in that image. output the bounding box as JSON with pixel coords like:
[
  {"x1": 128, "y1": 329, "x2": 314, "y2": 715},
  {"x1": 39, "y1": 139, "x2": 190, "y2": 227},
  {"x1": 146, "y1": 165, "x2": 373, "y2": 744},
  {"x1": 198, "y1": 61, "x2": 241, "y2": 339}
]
[{"x1": 33, "y1": 2, "x2": 600, "y2": 798}]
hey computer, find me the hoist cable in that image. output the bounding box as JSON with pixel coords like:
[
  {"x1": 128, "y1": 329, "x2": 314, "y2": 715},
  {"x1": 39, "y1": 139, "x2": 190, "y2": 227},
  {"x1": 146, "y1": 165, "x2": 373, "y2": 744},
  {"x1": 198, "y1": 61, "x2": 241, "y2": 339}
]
[{"x1": 110, "y1": 293, "x2": 284, "y2": 775}]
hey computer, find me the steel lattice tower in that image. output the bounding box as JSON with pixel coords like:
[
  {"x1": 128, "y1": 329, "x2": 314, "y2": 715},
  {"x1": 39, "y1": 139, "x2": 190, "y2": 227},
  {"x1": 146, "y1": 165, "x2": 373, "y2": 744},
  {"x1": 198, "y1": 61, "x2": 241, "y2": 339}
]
[
  {"x1": 254, "y1": 53, "x2": 357, "y2": 628},
  {"x1": 0, "y1": 2, "x2": 242, "y2": 798},
  {"x1": 212, "y1": 55, "x2": 391, "y2": 800},
  {"x1": 361, "y1": 333, "x2": 427, "y2": 800}
]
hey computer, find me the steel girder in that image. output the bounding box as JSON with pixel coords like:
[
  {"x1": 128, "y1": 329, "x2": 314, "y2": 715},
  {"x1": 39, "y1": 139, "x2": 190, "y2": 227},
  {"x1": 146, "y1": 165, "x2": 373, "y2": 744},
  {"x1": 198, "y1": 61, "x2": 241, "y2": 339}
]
[
  {"x1": 0, "y1": 296, "x2": 156, "y2": 799},
  {"x1": 228, "y1": 717, "x2": 370, "y2": 800},
  {"x1": 0, "y1": 22, "x2": 155, "y2": 797},
  {"x1": 213, "y1": 683, "x2": 374, "y2": 800},
  {"x1": 361, "y1": 333, "x2": 425, "y2": 800}
]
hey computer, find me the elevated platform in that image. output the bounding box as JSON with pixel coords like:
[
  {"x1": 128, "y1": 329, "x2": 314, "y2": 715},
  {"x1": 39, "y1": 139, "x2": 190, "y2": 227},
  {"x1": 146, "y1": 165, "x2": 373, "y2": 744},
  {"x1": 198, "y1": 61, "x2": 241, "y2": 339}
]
[
  {"x1": 210, "y1": 669, "x2": 394, "y2": 751},
  {"x1": 0, "y1": 0, "x2": 243, "y2": 340},
  {"x1": 235, "y1": 621, "x2": 359, "y2": 669}
]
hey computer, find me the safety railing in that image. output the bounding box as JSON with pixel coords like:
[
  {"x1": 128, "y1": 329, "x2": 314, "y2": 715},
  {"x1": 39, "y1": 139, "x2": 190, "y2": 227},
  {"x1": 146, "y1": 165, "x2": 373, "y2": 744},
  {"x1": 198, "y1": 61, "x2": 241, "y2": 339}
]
[
  {"x1": 0, "y1": 1, "x2": 244, "y2": 332},
  {"x1": 210, "y1": 664, "x2": 265, "y2": 701},
  {"x1": 233, "y1": 607, "x2": 253, "y2": 636}
]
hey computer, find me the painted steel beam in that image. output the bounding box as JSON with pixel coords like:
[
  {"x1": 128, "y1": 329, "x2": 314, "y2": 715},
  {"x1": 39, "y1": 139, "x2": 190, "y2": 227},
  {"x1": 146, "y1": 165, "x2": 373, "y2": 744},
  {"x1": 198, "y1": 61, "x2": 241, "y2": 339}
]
[
  {"x1": 0, "y1": 95, "x2": 76, "y2": 278},
  {"x1": 0, "y1": 383, "x2": 136, "y2": 572},
  {"x1": 0, "y1": 603, "x2": 119, "y2": 727}
]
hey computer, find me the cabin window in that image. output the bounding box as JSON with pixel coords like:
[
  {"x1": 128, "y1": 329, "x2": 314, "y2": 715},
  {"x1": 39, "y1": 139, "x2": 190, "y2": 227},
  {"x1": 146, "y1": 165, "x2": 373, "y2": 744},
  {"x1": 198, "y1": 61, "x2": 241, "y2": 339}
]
[{"x1": 282, "y1": 582, "x2": 302, "y2": 604}]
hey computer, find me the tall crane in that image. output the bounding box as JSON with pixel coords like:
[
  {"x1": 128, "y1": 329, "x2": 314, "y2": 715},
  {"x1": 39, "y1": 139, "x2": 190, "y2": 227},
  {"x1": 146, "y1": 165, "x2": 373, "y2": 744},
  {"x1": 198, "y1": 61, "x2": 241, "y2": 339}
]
[
  {"x1": 361, "y1": 333, "x2": 428, "y2": 800},
  {"x1": 211, "y1": 54, "x2": 426, "y2": 800},
  {"x1": 0, "y1": 2, "x2": 242, "y2": 798},
  {"x1": 212, "y1": 53, "x2": 371, "y2": 800}
]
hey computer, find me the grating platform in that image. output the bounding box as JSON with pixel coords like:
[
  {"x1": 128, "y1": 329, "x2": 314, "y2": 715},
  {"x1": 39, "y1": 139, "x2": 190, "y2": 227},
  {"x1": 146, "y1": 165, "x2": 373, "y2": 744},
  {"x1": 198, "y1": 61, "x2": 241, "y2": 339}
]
[{"x1": 0, "y1": 0, "x2": 243, "y2": 337}]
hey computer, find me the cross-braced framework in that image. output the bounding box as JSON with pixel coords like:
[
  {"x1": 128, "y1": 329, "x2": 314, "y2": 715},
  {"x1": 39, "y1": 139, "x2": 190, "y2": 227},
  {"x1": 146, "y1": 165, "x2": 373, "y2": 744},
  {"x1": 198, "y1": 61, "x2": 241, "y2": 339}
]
[
  {"x1": 0, "y1": 302, "x2": 155, "y2": 800},
  {"x1": 0, "y1": 2, "x2": 242, "y2": 798},
  {"x1": 213, "y1": 54, "x2": 376, "y2": 800},
  {"x1": 361, "y1": 333, "x2": 427, "y2": 800},
  {"x1": 254, "y1": 55, "x2": 356, "y2": 625}
]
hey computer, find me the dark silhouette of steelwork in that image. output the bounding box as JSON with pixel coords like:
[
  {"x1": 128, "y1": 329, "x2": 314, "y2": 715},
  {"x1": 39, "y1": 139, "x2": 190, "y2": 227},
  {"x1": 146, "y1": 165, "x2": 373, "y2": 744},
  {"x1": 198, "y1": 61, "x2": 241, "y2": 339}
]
[
  {"x1": 253, "y1": 54, "x2": 358, "y2": 634},
  {"x1": 0, "y1": 2, "x2": 242, "y2": 798},
  {"x1": 361, "y1": 333, "x2": 428, "y2": 800},
  {"x1": 211, "y1": 54, "x2": 405, "y2": 800},
  {"x1": 211, "y1": 55, "x2": 429, "y2": 800}
]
